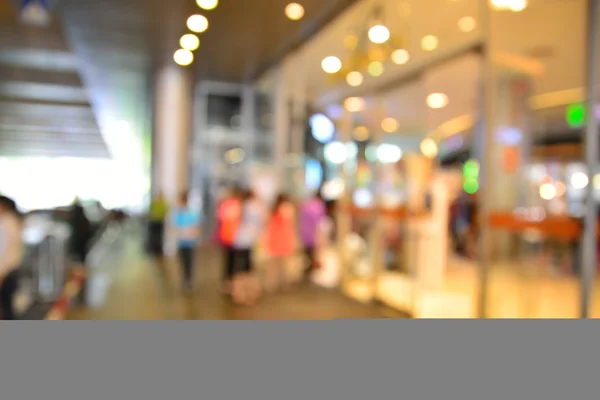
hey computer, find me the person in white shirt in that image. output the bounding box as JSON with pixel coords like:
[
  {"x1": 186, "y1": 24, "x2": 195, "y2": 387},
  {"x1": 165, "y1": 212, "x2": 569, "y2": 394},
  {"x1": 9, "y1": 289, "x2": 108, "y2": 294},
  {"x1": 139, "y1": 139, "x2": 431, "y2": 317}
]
[
  {"x1": 233, "y1": 189, "x2": 266, "y2": 274},
  {"x1": 0, "y1": 196, "x2": 23, "y2": 320}
]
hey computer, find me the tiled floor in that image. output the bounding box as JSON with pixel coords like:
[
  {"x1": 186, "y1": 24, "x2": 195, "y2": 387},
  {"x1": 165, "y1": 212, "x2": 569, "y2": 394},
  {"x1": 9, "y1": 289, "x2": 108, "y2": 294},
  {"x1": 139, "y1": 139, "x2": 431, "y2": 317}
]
[{"x1": 67, "y1": 239, "x2": 398, "y2": 320}]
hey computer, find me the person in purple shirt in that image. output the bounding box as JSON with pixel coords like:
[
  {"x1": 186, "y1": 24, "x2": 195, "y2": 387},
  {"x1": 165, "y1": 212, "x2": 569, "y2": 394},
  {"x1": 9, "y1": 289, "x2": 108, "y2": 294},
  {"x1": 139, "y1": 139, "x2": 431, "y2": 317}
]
[{"x1": 299, "y1": 191, "x2": 326, "y2": 278}]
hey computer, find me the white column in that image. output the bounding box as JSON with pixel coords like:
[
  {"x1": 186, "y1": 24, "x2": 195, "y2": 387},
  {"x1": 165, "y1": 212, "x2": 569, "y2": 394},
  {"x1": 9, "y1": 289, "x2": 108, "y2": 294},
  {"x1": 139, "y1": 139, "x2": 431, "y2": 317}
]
[
  {"x1": 153, "y1": 65, "x2": 193, "y2": 205},
  {"x1": 273, "y1": 66, "x2": 291, "y2": 192}
]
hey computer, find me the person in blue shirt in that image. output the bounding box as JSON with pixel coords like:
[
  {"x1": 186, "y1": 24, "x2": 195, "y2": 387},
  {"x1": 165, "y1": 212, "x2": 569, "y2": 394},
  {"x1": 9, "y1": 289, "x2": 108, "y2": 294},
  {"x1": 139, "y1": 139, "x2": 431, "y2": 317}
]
[{"x1": 170, "y1": 191, "x2": 202, "y2": 291}]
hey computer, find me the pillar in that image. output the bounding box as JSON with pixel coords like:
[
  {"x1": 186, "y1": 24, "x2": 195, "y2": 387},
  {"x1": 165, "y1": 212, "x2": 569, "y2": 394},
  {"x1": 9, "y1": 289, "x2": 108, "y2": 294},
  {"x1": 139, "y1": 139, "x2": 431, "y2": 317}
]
[{"x1": 152, "y1": 65, "x2": 193, "y2": 205}]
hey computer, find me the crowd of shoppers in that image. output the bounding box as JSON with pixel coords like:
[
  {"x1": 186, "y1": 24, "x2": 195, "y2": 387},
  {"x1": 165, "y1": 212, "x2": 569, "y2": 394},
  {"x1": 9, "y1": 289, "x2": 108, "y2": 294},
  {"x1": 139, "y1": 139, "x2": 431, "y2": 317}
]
[{"x1": 147, "y1": 186, "x2": 329, "y2": 302}]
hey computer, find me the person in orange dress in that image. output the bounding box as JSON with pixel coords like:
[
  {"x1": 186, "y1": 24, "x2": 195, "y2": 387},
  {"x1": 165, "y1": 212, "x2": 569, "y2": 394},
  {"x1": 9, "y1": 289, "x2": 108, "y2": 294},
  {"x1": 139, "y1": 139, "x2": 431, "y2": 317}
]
[{"x1": 263, "y1": 194, "x2": 297, "y2": 292}]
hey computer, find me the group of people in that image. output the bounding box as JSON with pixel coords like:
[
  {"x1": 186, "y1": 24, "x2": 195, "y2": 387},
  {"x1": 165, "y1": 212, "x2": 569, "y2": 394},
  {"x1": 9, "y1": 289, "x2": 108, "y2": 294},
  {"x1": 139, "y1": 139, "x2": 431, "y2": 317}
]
[{"x1": 148, "y1": 187, "x2": 330, "y2": 297}]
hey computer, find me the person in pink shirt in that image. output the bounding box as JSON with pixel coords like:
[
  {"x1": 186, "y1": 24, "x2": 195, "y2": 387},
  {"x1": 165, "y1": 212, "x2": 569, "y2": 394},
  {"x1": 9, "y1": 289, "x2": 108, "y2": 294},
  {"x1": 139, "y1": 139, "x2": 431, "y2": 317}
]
[{"x1": 299, "y1": 192, "x2": 326, "y2": 278}]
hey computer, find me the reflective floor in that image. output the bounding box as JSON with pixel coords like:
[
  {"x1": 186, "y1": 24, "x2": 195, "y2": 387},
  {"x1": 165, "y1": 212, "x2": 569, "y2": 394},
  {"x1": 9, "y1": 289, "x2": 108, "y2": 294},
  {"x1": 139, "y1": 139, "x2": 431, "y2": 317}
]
[{"x1": 67, "y1": 237, "x2": 400, "y2": 320}]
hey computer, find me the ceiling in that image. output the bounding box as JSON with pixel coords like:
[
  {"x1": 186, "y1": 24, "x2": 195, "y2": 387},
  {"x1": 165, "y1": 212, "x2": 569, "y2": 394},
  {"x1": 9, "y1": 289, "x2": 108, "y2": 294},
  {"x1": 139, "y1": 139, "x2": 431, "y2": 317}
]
[
  {"x1": 0, "y1": 0, "x2": 108, "y2": 158},
  {"x1": 2, "y1": 0, "x2": 362, "y2": 160},
  {"x1": 277, "y1": 0, "x2": 596, "y2": 146}
]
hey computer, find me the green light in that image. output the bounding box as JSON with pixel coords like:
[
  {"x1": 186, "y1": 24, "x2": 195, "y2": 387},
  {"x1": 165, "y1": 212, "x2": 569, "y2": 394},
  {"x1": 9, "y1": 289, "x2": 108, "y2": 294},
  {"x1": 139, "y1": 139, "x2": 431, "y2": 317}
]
[
  {"x1": 368, "y1": 61, "x2": 384, "y2": 77},
  {"x1": 566, "y1": 103, "x2": 586, "y2": 128},
  {"x1": 463, "y1": 159, "x2": 479, "y2": 179},
  {"x1": 463, "y1": 178, "x2": 479, "y2": 194}
]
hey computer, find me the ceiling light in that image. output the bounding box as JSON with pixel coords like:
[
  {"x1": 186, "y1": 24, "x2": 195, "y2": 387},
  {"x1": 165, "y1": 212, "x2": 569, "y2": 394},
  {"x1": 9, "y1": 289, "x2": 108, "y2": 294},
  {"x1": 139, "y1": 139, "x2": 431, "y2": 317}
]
[
  {"x1": 321, "y1": 56, "x2": 342, "y2": 73},
  {"x1": 507, "y1": 0, "x2": 528, "y2": 12},
  {"x1": 571, "y1": 172, "x2": 589, "y2": 189},
  {"x1": 427, "y1": 93, "x2": 449, "y2": 109},
  {"x1": 354, "y1": 126, "x2": 369, "y2": 141},
  {"x1": 187, "y1": 15, "x2": 209, "y2": 33},
  {"x1": 458, "y1": 16, "x2": 476, "y2": 32},
  {"x1": 420, "y1": 138, "x2": 439, "y2": 159},
  {"x1": 180, "y1": 34, "x2": 200, "y2": 51},
  {"x1": 367, "y1": 61, "x2": 384, "y2": 77},
  {"x1": 196, "y1": 0, "x2": 218, "y2": 10},
  {"x1": 391, "y1": 49, "x2": 410, "y2": 65},
  {"x1": 174, "y1": 49, "x2": 194, "y2": 66},
  {"x1": 421, "y1": 35, "x2": 439, "y2": 51},
  {"x1": 346, "y1": 71, "x2": 364, "y2": 87},
  {"x1": 539, "y1": 183, "x2": 557, "y2": 201},
  {"x1": 368, "y1": 24, "x2": 390, "y2": 44},
  {"x1": 344, "y1": 97, "x2": 365, "y2": 113},
  {"x1": 225, "y1": 148, "x2": 245, "y2": 164},
  {"x1": 381, "y1": 117, "x2": 398, "y2": 133},
  {"x1": 285, "y1": 3, "x2": 305, "y2": 20}
]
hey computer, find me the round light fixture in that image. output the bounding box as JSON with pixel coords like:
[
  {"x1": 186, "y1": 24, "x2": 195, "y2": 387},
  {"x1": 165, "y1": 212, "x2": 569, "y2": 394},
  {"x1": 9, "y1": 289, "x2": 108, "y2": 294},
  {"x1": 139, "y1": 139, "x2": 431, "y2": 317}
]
[
  {"x1": 174, "y1": 49, "x2": 194, "y2": 66},
  {"x1": 196, "y1": 0, "x2": 218, "y2": 10},
  {"x1": 321, "y1": 56, "x2": 342, "y2": 74},
  {"x1": 381, "y1": 117, "x2": 398, "y2": 133},
  {"x1": 354, "y1": 126, "x2": 369, "y2": 141},
  {"x1": 571, "y1": 171, "x2": 589, "y2": 189},
  {"x1": 458, "y1": 16, "x2": 476, "y2": 32},
  {"x1": 368, "y1": 24, "x2": 390, "y2": 44},
  {"x1": 377, "y1": 143, "x2": 403, "y2": 164},
  {"x1": 309, "y1": 113, "x2": 335, "y2": 144},
  {"x1": 225, "y1": 148, "x2": 245, "y2": 164},
  {"x1": 324, "y1": 142, "x2": 348, "y2": 164},
  {"x1": 180, "y1": 34, "x2": 200, "y2": 51},
  {"x1": 187, "y1": 15, "x2": 209, "y2": 33},
  {"x1": 427, "y1": 93, "x2": 449, "y2": 109},
  {"x1": 554, "y1": 181, "x2": 566, "y2": 197},
  {"x1": 346, "y1": 71, "x2": 364, "y2": 87},
  {"x1": 421, "y1": 35, "x2": 439, "y2": 51},
  {"x1": 540, "y1": 183, "x2": 557, "y2": 201},
  {"x1": 285, "y1": 3, "x2": 305, "y2": 20},
  {"x1": 594, "y1": 173, "x2": 600, "y2": 189},
  {"x1": 367, "y1": 61, "x2": 384, "y2": 77},
  {"x1": 420, "y1": 138, "x2": 439, "y2": 159},
  {"x1": 344, "y1": 97, "x2": 365, "y2": 113},
  {"x1": 391, "y1": 49, "x2": 410, "y2": 65}
]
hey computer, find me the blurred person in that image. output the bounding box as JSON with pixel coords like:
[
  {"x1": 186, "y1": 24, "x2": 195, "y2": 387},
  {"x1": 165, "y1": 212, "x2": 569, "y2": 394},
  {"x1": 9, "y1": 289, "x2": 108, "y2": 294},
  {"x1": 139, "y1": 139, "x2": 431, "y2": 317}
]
[
  {"x1": 299, "y1": 190, "x2": 326, "y2": 278},
  {"x1": 233, "y1": 189, "x2": 266, "y2": 275},
  {"x1": 170, "y1": 191, "x2": 202, "y2": 291},
  {"x1": 148, "y1": 192, "x2": 169, "y2": 258},
  {"x1": 0, "y1": 196, "x2": 23, "y2": 320},
  {"x1": 217, "y1": 186, "x2": 242, "y2": 293},
  {"x1": 69, "y1": 199, "x2": 93, "y2": 264},
  {"x1": 263, "y1": 194, "x2": 297, "y2": 292}
]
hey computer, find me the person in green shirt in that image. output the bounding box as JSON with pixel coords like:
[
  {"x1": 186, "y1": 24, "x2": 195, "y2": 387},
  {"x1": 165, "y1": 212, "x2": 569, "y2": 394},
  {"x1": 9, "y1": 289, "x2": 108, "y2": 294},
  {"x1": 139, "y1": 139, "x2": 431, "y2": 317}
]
[{"x1": 148, "y1": 192, "x2": 169, "y2": 257}]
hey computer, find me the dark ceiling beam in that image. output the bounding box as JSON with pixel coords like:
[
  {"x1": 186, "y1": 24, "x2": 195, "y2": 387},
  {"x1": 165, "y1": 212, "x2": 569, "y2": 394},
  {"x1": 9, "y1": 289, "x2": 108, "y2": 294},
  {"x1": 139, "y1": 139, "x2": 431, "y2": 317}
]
[
  {"x1": 0, "y1": 100, "x2": 95, "y2": 118},
  {"x1": 0, "y1": 64, "x2": 82, "y2": 86}
]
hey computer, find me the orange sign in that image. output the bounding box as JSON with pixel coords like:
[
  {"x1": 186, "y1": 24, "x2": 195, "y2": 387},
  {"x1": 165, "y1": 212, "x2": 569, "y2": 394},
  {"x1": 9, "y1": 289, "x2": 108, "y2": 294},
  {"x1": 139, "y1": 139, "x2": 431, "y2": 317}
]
[{"x1": 502, "y1": 146, "x2": 520, "y2": 174}]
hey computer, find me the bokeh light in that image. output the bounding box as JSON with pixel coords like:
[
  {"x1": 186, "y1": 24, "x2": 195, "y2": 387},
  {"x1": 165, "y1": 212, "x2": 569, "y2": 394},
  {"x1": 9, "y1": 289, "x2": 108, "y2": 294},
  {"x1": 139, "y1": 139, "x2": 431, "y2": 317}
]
[
  {"x1": 571, "y1": 171, "x2": 589, "y2": 189},
  {"x1": 420, "y1": 138, "x2": 438, "y2": 159},
  {"x1": 324, "y1": 142, "x2": 348, "y2": 164},
  {"x1": 322, "y1": 56, "x2": 342, "y2": 73},
  {"x1": 346, "y1": 71, "x2": 364, "y2": 87},
  {"x1": 187, "y1": 15, "x2": 209, "y2": 33},
  {"x1": 180, "y1": 34, "x2": 200, "y2": 51},
  {"x1": 353, "y1": 126, "x2": 369, "y2": 141},
  {"x1": 458, "y1": 16, "x2": 476, "y2": 32},
  {"x1": 368, "y1": 61, "x2": 384, "y2": 77},
  {"x1": 427, "y1": 93, "x2": 449, "y2": 109},
  {"x1": 309, "y1": 113, "x2": 335, "y2": 143},
  {"x1": 391, "y1": 49, "x2": 410, "y2": 65},
  {"x1": 377, "y1": 144, "x2": 402, "y2": 164},
  {"x1": 344, "y1": 97, "x2": 365, "y2": 113},
  {"x1": 381, "y1": 117, "x2": 398, "y2": 133},
  {"x1": 285, "y1": 3, "x2": 305, "y2": 20},
  {"x1": 368, "y1": 24, "x2": 390, "y2": 44},
  {"x1": 566, "y1": 103, "x2": 586, "y2": 128},
  {"x1": 196, "y1": 0, "x2": 218, "y2": 10},
  {"x1": 540, "y1": 182, "x2": 557, "y2": 200},
  {"x1": 174, "y1": 49, "x2": 194, "y2": 66},
  {"x1": 463, "y1": 179, "x2": 479, "y2": 194},
  {"x1": 421, "y1": 35, "x2": 439, "y2": 51}
]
